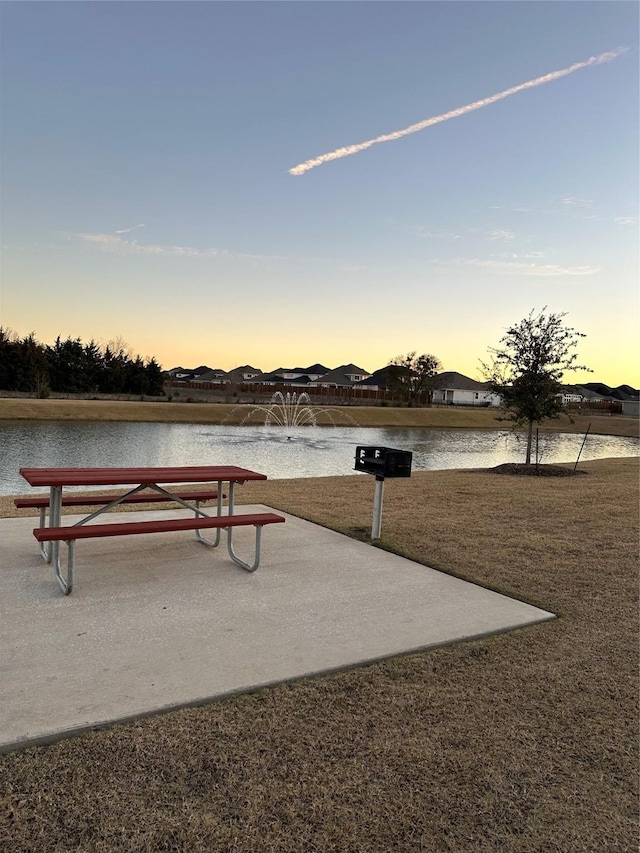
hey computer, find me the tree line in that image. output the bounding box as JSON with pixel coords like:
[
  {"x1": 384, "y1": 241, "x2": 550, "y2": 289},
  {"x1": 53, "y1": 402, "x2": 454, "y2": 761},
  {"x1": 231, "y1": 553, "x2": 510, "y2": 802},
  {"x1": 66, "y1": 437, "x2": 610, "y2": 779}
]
[{"x1": 0, "y1": 329, "x2": 165, "y2": 397}]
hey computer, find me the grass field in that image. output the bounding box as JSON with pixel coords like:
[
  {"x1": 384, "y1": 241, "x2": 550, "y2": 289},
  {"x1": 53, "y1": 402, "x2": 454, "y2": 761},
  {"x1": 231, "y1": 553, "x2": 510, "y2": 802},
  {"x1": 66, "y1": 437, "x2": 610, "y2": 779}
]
[
  {"x1": 1, "y1": 457, "x2": 638, "y2": 851},
  {"x1": 0, "y1": 396, "x2": 638, "y2": 438}
]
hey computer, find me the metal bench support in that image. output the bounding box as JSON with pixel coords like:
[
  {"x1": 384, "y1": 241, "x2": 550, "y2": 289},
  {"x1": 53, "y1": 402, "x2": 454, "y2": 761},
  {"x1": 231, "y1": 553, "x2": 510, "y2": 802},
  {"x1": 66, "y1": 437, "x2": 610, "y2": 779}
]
[{"x1": 35, "y1": 511, "x2": 284, "y2": 594}]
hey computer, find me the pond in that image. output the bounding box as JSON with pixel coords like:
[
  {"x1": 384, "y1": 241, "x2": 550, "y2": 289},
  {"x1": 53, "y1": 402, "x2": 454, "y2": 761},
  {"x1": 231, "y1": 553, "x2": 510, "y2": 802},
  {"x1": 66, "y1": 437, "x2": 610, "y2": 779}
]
[{"x1": 1, "y1": 420, "x2": 638, "y2": 495}]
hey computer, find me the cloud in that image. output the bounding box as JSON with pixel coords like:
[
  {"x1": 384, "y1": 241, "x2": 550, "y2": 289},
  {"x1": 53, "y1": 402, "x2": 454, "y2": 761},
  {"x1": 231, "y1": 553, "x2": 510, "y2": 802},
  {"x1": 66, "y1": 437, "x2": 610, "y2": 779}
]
[
  {"x1": 560, "y1": 196, "x2": 593, "y2": 208},
  {"x1": 461, "y1": 259, "x2": 600, "y2": 277},
  {"x1": 488, "y1": 229, "x2": 515, "y2": 241},
  {"x1": 72, "y1": 233, "x2": 219, "y2": 257},
  {"x1": 115, "y1": 224, "x2": 146, "y2": 234},
  {"x1": 489, "y1": 199, "x2": 633, "y2": 224},
  {"x1": 68, "y1": 232, "x2": 292, "y2": 262},
  {"x1": 289, "y1": 47, "x2": 627, "y2": 176},
  {"x1": 413, "y1": 226, "x2": 462, "y2": 240}
]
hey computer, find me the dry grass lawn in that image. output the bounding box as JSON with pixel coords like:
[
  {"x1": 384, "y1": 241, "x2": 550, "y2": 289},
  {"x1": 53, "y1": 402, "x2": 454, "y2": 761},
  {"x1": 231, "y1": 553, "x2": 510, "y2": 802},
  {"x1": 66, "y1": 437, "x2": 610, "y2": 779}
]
[
  {"x1": 1, "y1": 396, "x2": 638, "y2": 437},
  {"x1": 1, "y1": 457, "x2": 638, "y2": 852}
]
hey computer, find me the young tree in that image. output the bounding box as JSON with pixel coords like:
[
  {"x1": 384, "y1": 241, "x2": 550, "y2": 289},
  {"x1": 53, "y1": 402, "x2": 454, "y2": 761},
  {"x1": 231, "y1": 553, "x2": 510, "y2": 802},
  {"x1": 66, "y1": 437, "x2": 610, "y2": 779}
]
[
  {"x1": 483, "y1": 309, "x2": 590, "y2": 465},
  {"x1": 387, "y1": 351, "x2": 441, "y2": 407}
]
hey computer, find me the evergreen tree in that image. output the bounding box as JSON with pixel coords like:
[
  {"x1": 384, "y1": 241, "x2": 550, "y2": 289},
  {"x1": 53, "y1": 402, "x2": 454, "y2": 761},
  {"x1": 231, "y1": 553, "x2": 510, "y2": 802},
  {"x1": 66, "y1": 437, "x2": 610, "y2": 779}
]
[
  {"x1": 0, "y1": 330, "x2": 164, "y2": 396},
  {"x1": 0, "y1": 327, "x2": 22, "y2": 391},
  {"x1": 144, "y1": 357, "x2": 165, "y2": 395}
]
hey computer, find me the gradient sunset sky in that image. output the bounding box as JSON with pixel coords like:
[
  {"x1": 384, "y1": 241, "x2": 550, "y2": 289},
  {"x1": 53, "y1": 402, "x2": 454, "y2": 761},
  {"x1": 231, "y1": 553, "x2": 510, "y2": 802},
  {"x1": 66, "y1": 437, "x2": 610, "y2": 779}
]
[{"x1": 2, "y1": 2, "x2": 638, "y2": 385}]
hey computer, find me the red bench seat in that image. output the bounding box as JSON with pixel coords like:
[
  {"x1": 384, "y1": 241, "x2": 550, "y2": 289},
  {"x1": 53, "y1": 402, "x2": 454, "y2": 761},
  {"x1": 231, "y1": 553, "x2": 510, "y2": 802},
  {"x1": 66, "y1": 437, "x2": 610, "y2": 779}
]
[
  {"x1": 33, "y1": 512, "x2": 285, "y2": 541},
  {"x1": 15, "y1": 489, "x2": 221, "y2": 510},
  {"x1": 33, "y1": 511, "x2": 286, "y2": 594}
]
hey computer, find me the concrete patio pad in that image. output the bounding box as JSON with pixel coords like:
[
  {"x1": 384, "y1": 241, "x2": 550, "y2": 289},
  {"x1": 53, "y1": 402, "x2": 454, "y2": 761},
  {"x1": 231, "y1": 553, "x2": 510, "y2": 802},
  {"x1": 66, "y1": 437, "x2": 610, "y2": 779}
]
[{"x1": 0, "y1": 507, "x2": 554, "y2": 753}]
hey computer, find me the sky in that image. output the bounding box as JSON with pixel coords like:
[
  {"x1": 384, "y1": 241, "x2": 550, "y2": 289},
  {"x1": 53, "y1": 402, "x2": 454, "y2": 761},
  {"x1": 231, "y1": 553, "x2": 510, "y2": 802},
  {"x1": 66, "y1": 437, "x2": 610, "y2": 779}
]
[{"x1": 1, "y1": 1, "x2": 638, "y2": 386}]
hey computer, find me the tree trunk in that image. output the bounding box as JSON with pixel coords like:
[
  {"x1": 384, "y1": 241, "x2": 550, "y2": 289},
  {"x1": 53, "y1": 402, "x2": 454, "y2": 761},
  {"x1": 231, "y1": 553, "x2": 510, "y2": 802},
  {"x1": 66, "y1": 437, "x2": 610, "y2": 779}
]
[{"x1": 525, "y1": 420, "x2": 534, "y2": 465}]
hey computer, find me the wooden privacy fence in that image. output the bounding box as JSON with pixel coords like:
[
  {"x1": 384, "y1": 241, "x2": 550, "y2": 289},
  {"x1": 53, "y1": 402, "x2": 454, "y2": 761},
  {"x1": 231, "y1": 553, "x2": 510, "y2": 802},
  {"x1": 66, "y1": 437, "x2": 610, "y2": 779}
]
[
  {"x1": 167, "y1": 380, "x2": 406, "y2": 405},
  {"x1": 566, "y1": 400, "x2": 623, "y2": 414}
]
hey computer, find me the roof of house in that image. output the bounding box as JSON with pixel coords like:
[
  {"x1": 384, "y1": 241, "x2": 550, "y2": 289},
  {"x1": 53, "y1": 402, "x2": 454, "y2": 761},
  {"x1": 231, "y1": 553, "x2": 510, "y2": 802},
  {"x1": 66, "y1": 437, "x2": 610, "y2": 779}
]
[
  {"x1": 252, "y1": 369, "x2": 313, "y2": 384},
  {"x1": 303, "y1": 363, "x2": 330, "y2": 374},
  {"x1": 343, "y1": 363, "x2": 368, "y2": 375},
  {"x1": 225, "y1": 365, "x2": 262, "y2": 380},
  {"x1": 573, "y1": 387, "x2": 607, "y2": 400},
  {"x1": 578, "y1": 382, "x2": 640, "y2": 401},
  {"x1": 316, "y1": 364, "x2": 369, "y2": 386},
  {"x1": 251, "y1": 369, "x2": 285, "y2": 382},
  {"x1": 356, "y1": 366, "x2": 393, "y2": 387},
  {"x1": 250, "y1": 363, "x2": 337, "y2": 384},
  {"x1": 165, "y1": 365, "x2": 215, "y2": 380},
  {"x1": 606, "y1": 384, "x2": 639, "y2": 401},
  {"x1": 195, "y1": 368, "x2": 228, "y2": 382},
  {"x1": 432, "y1": 371, "x2": 488, "y2": 391}
]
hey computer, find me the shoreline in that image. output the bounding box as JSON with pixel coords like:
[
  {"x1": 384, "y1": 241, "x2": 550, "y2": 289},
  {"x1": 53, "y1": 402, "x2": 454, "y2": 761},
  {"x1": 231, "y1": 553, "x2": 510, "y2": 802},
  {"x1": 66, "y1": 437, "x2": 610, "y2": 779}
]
[{"x1": 0, "y1": 398, "x2": 637, "y2": 437}]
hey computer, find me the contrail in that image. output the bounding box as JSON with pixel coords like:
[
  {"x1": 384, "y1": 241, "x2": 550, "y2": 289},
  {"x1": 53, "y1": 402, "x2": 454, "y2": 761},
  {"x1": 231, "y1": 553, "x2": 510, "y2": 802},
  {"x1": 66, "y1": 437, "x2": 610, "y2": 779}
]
[
  {"x1": 289, "y1": 48, "x2": 627, "y2": 176},
  {"x1": 115, "y1": 223, "x2": 145, "y2": 234}
]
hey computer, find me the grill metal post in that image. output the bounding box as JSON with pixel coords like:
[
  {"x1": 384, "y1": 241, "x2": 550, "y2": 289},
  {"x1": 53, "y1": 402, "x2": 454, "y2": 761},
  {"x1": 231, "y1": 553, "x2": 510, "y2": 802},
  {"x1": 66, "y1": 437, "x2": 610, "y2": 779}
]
[{"x1": 372, "y1": 476, "x2": 384, "y2": 540}]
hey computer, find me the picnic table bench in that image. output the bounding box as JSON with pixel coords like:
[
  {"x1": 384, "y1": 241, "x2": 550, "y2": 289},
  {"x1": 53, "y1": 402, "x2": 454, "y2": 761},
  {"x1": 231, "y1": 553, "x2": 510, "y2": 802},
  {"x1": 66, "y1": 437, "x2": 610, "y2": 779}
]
[
  {"x1": 18, "y1": 466, "x2": 285, "y2": 595},
  {"x1": 15, "y1": 488, "x2": 223, "y2": 528}
]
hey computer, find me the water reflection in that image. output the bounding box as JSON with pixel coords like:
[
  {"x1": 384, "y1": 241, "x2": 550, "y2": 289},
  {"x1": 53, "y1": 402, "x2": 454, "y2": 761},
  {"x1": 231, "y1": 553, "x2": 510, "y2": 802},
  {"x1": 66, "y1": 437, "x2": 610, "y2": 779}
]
[{"x1": 1, "y1": 420, "x2": 637, "y2": 494}]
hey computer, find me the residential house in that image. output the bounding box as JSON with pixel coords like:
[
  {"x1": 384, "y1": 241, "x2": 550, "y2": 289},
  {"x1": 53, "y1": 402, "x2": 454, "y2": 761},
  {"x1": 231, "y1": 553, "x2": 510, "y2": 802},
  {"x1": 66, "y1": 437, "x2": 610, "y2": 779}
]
[
  {"x1": 165, "y1": 365, "x2": 213, "y2": 381},
  {"x1": 225, "y1": 365, "x2": 262, "y2": 382},
  {"x1": 251, "y1": 364, "x2": 330, "y2": 386},
  {"x1": 166, "y1": 366, "x2": 191, "y2": 380},
  {"x1": 194, "y1": 368, "x2": 228, "y2": 382},
  {"x1": 578, "y1": 382, "x2": 640, "y2": 402},
  {"x1": 355, "y1": 366, "x2": 393, "y2": 392},
  {"x1": 558, "y1": 386, "x2": 585, "y2": 405},
  {"x1": 573, "y1": 383, "x2": 638, "y2": 414},
  {"x1": 432, "y1": 372, "x2": 501, "y2": 407},
  {"x1": 303, "y1": 364, "x2": 332, "y2": 382},
  {"x1": 312, "y1": 364, "x2": 371, "y2": 388},
  {"x1": 573, "y1": 386, "x2": 608, "y2": 404}
]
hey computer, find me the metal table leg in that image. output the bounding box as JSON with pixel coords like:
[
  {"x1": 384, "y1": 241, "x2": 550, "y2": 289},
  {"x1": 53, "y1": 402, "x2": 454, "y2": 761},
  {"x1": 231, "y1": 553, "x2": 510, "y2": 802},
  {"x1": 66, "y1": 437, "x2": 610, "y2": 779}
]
[{"x1": 40, "y1": 485, "x2": 62, "y2": 564}]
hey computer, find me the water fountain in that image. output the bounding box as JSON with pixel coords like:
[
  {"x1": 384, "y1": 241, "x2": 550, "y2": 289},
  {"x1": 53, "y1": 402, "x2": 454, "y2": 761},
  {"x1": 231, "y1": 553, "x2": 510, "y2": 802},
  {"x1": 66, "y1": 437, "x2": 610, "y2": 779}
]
[{"x1": 238, "y1": 391, "x2": 357, "y2": 437}]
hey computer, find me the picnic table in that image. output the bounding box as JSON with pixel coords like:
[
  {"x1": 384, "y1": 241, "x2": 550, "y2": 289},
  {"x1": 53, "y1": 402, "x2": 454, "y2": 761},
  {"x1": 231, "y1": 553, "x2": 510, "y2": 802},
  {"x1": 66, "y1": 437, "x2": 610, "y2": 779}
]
[{"x1": 18, "y1": 466, "x2": 285, "y2": 595}]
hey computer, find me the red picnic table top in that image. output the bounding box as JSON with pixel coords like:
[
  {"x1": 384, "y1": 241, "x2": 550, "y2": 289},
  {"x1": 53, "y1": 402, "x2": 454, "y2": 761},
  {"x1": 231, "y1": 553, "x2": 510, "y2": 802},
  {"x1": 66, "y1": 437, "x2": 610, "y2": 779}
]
[{"x1": 19, "y1": 466, "x2": 268, "y2": 488}]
